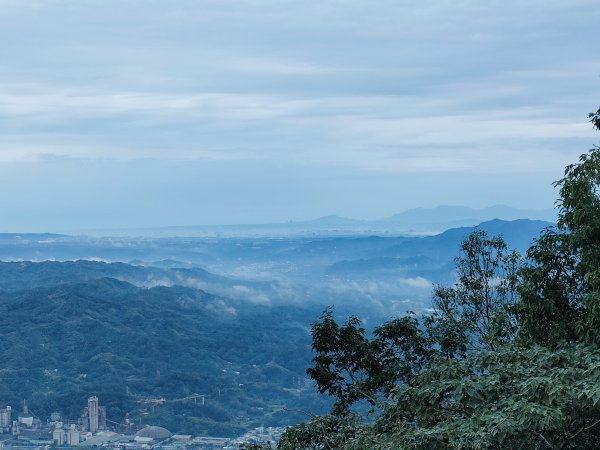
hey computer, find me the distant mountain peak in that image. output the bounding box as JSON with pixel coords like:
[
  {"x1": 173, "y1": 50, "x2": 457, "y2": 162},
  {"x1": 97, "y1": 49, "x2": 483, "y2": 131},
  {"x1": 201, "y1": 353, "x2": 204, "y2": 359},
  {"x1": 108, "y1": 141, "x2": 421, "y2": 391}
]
[{"x1": 383, "y1": 205, "x2": 556, "y2": 225}]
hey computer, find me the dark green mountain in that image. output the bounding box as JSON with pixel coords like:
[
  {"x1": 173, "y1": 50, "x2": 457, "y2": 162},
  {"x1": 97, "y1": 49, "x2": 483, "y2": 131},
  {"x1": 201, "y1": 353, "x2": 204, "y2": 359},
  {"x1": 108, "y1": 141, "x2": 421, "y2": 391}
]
[{"x1": 0, "y1": 277, "x2": 323, "y2": 436}]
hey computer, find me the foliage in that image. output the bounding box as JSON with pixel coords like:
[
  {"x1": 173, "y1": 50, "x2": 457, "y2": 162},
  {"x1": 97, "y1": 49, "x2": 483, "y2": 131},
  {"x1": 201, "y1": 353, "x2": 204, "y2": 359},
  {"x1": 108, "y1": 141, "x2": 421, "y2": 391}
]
[
  {"x1": 286, "y1": 344, "x2": 600, "y2": 449},
  {"x1": 306, "y1": 307, "x2": 433, "y2": 416},
  {"x1": 518, "y1": 116, "x2": 600, "y2": 346},
  {"x1": 555, "y1": 149, "x2": 600, "y2": 343},
  {"x1": 305, "y1": 230, "x2": 518, "y2": 416},
  {"x1": 277, "y1": 414, "x2": 362, "y2": 450},
  {"x1": 518, "y1": 228, "x2": 583, "y2": 346},
  {"x1": 242, "y1": 444, "x2": 276, "y2": 450},
  {"x1": 360, "y1": 344, "x2": 600, "y2": 449},
  {"x1": 431, "y1": 229, "x2": 520, "y2": 353},
  {"x1": 280, "y1": 108, "x2": 600, "y2": 449}
]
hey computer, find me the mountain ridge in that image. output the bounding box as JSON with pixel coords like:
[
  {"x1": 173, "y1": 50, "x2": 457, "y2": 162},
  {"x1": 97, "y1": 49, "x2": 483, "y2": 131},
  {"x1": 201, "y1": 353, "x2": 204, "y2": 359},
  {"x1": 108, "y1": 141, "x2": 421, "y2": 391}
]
[{"x1": 53, "y1": 205, "x2": 555, "y2": 237}]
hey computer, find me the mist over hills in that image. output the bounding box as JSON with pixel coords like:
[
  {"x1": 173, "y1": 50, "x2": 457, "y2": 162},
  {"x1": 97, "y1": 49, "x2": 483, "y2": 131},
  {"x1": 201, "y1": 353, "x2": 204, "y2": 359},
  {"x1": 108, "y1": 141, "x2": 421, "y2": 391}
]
[
  {"x1": 0, "y1": 218, "x2": 553, "y2": 435},
  {"x1": 325, "y1": 219, "x2": 549, "y2": 277},
  {"x1": 0, "y1": 219, "x2": 552, "y2": 316}
]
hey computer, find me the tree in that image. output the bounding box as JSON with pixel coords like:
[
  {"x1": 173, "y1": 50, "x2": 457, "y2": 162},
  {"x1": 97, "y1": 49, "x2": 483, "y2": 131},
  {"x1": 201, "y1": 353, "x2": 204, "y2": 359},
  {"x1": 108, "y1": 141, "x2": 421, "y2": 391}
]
[
  {"x1": 306, "y1": 307, "x2": 433, "y2": 416},
  {"x1": 519, "y1": 112, "x2": 600, "y2": 346},
  {"x1": 518, "y1": 228, "x2": 583, "y2": 346},
  {"x1": 291, "y1": 344, "x2": 600, "y2": 450},
  {"x1": 277, "y1": 414, "x2": 362, "y2": 450},
  {"x1": 304, "y1": 231, "x2": 519, "y2": 418},
  {"x1": 354, "y1": 344, "x2": 600, "y2": 450},
  {"x1": 280, "y1": 106, "x2": 600, "y2": 449},
  {"x1": 431, "y1": 230, "x2": 520, "y2": 353}
]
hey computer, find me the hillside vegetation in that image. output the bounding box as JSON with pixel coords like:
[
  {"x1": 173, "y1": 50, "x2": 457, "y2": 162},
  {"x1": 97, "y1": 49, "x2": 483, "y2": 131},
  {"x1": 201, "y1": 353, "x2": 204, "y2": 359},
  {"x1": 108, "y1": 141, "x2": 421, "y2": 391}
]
[{"x1": 0, "y1": 277, "x2": 324, "y2": 435}]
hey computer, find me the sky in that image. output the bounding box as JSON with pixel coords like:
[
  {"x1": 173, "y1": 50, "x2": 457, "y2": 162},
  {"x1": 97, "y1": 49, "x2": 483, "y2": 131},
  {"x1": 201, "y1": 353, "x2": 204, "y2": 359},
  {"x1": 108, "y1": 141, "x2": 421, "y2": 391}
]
[{"x1": 0, "y1": 0, "x2": 599, "y2": 232}]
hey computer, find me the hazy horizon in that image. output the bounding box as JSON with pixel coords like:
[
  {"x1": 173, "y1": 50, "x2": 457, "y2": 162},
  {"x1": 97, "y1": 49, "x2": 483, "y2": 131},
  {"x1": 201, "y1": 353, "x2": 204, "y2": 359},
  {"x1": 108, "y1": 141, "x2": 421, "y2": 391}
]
[{"x1": 0, "y1": 203, "x2": 557, "y2": 236}]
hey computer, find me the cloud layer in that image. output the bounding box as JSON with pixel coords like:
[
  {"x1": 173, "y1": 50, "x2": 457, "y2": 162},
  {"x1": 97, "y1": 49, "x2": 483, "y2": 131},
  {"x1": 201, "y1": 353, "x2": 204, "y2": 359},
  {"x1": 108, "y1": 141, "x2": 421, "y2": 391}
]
[{"x1": 0, "y1": 0, "x2": 598, "y2": 230}]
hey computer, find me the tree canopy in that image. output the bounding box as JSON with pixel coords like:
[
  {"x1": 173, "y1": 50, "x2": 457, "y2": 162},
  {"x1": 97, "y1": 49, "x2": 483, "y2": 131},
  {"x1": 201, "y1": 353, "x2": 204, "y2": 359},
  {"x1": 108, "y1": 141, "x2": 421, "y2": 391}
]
[{"x1": 278, "y1": 108, "x2": 600, "y2": 449}]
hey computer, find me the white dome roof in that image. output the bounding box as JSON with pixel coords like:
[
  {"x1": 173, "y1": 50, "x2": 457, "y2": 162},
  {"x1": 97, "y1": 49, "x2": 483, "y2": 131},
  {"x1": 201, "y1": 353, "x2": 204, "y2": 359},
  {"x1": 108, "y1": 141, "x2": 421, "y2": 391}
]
[{"x1": 135, "y1": 426, "x2": 172, "y2": 440}]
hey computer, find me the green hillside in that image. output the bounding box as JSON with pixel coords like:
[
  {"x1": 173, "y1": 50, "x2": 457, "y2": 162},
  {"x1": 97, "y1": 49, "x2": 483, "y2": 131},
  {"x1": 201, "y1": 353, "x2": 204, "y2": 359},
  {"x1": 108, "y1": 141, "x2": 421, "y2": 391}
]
[{"x1": 0, "y1": 277, "x2": 324, "y2": 436}]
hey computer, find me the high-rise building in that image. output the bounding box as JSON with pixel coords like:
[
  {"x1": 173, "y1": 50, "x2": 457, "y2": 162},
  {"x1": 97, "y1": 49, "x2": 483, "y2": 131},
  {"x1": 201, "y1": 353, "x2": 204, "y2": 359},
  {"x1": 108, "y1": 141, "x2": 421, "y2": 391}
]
[
  {"x1": 87, "y1": 396, "x2": 99, "y2": 433},
  {"x1": 0, "y1": 406, "x2": 11, "y2": 429},
  {"x1": 98, "y1": 406, "x2": 106, "y2": 430},
  {"x1": 53, "y1": 423, "x2": 66, "y2": 445},
  {"x1": 67, "y1": 424, "x2": 80, "y2": 445}
]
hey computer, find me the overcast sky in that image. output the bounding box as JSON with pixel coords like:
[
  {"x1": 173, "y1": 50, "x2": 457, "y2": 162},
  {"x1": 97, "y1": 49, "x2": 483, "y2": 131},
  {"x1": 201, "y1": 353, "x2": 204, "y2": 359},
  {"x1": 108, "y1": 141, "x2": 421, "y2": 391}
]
[{"x1": 0, "y1": 0, "x2": 598, "y2": 231}]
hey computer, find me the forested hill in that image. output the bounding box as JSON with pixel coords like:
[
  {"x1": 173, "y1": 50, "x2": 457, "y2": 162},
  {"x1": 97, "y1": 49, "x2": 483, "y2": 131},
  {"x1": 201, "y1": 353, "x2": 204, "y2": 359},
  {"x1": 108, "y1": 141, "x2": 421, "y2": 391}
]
[
  {"x1": 0, "y1": 218, "x2": 553, "y2": 437},
  {"x1": 0, "y1": 259, "x2": 228, "y2": 292},
  {"x1": 0, "y1": 278, "x2": 324, "y2": 436}
]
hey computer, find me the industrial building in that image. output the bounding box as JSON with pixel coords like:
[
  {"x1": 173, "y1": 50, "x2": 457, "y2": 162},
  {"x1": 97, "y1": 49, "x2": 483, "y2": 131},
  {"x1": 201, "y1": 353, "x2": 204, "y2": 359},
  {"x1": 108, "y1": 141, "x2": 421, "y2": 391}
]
[
  {"x1": 0, "y1": 406, "x2": 11, "y2": 433},
  {"x1": 88, "y1": 396, "x2": 99, "y2": 433}
]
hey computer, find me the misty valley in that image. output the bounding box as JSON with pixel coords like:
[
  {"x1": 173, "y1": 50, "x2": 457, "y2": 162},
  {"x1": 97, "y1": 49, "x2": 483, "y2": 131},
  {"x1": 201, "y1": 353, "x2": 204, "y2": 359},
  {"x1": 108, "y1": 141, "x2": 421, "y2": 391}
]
[{"x1": 0, "y1": 216, "x2": 550, "y2": 438}]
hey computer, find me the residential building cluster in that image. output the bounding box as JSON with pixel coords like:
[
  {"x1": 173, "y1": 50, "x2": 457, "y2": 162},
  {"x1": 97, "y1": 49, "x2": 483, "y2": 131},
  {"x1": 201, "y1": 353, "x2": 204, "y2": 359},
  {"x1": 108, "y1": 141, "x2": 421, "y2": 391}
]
[
  {"x1": 224, "y1": 425, "x2": 285, "y2": 449},
  {"x1": 0, "y1": 397, "x2": 286, "y2": 449}
]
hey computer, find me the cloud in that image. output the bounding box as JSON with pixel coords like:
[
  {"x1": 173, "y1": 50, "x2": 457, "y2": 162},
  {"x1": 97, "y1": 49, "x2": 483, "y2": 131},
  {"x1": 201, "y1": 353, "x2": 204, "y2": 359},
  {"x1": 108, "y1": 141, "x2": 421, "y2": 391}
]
[
  {"x1": 0, "y1": 84, "x2": 593, "y2": 173},
  {"x1": 227, "y1": 285, "x2": 271, "y2": 305},
  {"x1": 399, "y1": 277, "x2": 433, "y2": 289},
  {"x1": 206, "y1": 299, "x2": 237, "y2": 316},
  {"x1": 0, "y1": 0, "x2": 598, "y2": 228}
]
